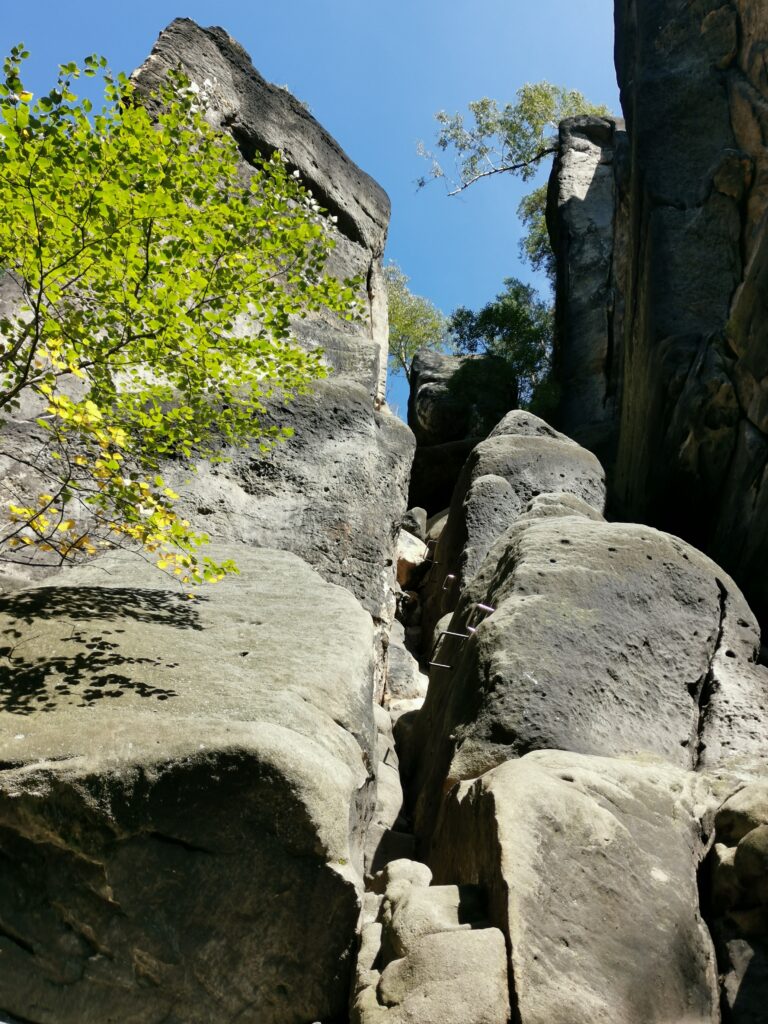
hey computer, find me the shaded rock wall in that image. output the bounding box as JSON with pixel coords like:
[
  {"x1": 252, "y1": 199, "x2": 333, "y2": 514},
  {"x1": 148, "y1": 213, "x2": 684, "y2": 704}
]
[
  {"x1": 550, "y1": 1, "x2": 768, "y2": 624},
  {"x1": 547, "y1": 115, "x2": 627, "y2": 466},
  {"x1": 407, "y1": 349, "x2": 518, "y2": 515}
]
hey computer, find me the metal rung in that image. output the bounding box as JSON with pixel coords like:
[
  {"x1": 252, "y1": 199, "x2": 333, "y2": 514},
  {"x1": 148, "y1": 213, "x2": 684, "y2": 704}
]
[
  {"x1": 429, "y1": 661, "x2": 452, "y2": 670},
  {"x1": 476, "y1": 603, "x2": 495, "y2": 614}
]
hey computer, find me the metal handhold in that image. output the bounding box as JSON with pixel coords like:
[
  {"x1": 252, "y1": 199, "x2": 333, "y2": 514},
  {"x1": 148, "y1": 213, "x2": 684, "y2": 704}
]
[
  {"x1": 429, "y1": 661, "x2": 452, "y2": 670},
  {"x1": 476, "y1": 603, "x2": 495, "y2": 614},
  {"x1": 442, "y1": 573, "x2": 456, "y2": 591}
]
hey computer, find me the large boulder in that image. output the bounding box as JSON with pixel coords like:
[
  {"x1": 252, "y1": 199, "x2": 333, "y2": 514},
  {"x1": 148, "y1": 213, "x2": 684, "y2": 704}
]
[
  {"x1": 406, "y1": 349, "x2": 518, "y2": 515},
  {"x1": 418, "y1": 411, "x2": 605, "y2": 651},
  {"x1": 0, "y1": 546, "x2": 377, "y2": 1024},
  {"x1": 407, "y1": 349, "x2": 517, "y2": 449},
  {"x1": 412, "y1": 507, "x2": 768, "y2": 840},
  {"x1": 706, "y1": 774, "x2": 768, "y2": 1023},
  {"x1": 352, "y1": 860, "x2": 510, "y2": 1024},
  {"x1": 429, "y1": 751, "x2": 720, "y2": 1024}
]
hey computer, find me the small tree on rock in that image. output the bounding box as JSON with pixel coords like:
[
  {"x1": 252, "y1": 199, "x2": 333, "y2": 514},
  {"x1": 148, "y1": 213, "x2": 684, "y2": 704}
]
[
  {"x1": 385, "y1": 261, "x2": 446, "y2": 383},
  {"x1": 0, "y1": 47, "x2": 360, "y2": 583},
  {"x1": 418, "y1": 82, "x2": 611, "y2": 281},
  {"x1": 448, "y1": 277, "x2": 553, "y2": 409}
]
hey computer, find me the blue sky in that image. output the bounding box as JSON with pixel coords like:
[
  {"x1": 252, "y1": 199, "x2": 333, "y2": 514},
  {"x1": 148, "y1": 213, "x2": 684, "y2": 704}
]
[{"x1": 2, "y1": 2, "x2": 620, "y2": 417}]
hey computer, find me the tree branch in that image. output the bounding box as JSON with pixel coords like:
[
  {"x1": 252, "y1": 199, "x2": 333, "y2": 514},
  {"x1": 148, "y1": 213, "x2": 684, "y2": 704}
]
[{"x1": 445, "y1": 148, "x2": 556, "y2": 196}]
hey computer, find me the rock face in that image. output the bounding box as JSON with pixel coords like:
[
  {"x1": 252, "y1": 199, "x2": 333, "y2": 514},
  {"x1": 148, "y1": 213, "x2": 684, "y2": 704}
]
[
  {"x1": 0, "y1": 20, "x2": 416, "y2": 1024},
  {"x1": 407, "y1": 350, "x2": 518, "y2": 449},
  {"x1": 407, "y1": 349, "x2": 519, "y2": 514},
  {"x1": 132, "y1": 17, "x2": 391, "y2": 400},
  {"x1": 352, "y1": 860, "x2": 510, "y2": 1024},
  {"x1": 165, "y1": 377, "x2": 413, "y2": 624},
  {"x1": 707, "y1": 779, "x2": 768, "y2": 1024},
  {"x1": 0, "y1": 548, "x2": 376, "y2": 1024},
  {"x1": 412, "y1": 502, "x2": 768, "y2": 840},
  {"x1": 550, "y1": 2, "x2": 768, "y2": 625},
  {"x1": 547, "y1": 115, "x2": 627, "y2": 466},
  {"x1": 430, "y1": 752, "x2": 720, "y2": 1024},
  {"x1": 418, "y1": 411, "x2": 605, "y2": 653}
]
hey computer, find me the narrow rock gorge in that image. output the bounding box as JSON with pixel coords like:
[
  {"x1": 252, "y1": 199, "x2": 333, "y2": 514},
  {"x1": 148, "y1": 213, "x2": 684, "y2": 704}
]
[{"x1": 0, "y1": 8, "x2": 766, "y2": 1024}]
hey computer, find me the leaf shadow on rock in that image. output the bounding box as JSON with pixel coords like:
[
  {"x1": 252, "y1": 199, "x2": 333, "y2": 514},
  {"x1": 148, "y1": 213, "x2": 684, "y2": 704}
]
[{"x1": 0, "y1": 586, "x2": 206, "y2": 715}]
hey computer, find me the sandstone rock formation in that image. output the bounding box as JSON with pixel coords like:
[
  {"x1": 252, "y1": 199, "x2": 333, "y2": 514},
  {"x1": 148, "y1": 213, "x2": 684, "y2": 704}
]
[
  {"x1": 417, "y1": 411, "x2": 605, "y2": 653},
  {"x1": 1, "y1": 9, "x2": 768, "y2": 1024},
  {"x1": 430, "y1": 752, "x2": 720, "y2": 1024},
  {"x1": 133, "y1": 18, "x2": 391, "y2": 401},
  {"x1": 0, "y1": 20, "x2": 415, "y2": 1024},
  {"x1": 352, "y1": 860, "x2": 510, "y2": 1024},
  {"x1": 0, "y1": 547, "x2": 376, "y2": 1024},
  {"x1": 412, "y1": 492, "x2": 768, "y2": 841},
  {"x1": 547, "y1": 115, "x2": 627, "y2": 466},
  {"x1": 549, "y1": 1, "x2": 768, "y2": 626},
  {"x1": 407, "y1": 348, "x2": 518, "y2": 514}
]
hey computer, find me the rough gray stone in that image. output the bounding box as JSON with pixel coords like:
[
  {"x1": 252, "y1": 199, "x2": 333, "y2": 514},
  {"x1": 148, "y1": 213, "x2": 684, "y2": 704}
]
[
  {"x1": 166, "y1": 377, "x2": 414, "y2": 623},
  {"x1": 418, "y1": 411, "x2": 605, "y2": 650},
  {"x1": 413, "y1": 515, "x2": 768, "y2": 840},
  {"x1": 395, "y1": 529, "x2": 428, "y2": 590},
  {"x1": 553, "y1": 1, "x2": 768, "y2": 627},
  {"x1": 0, "y1": 546, "x2": 376, "y2": 1024},
  {"x1": 401, "y1": 507, "x2": 427, "y2": 542},
  {"x1": 132, "y1": 18, "x2": 392, "y2": 399},
  {"x1": 547, "y1": 115, "x2": 626, "y2": 466},
  {"x1": 707, "y1": 769, "x2": 768, "y2": 1023},
  {"x1": 429, "y1": 751, "x2": 720, "y2": 1024},
  {"x1": 385, "y1": 622, "x2": 428, "y2": 704},
  {"x1": 381, "y1": 882, "x2": 486, "y2": 960},
  {"x1": 407, "y1": 349, "x2": 517, "y2": 449}
]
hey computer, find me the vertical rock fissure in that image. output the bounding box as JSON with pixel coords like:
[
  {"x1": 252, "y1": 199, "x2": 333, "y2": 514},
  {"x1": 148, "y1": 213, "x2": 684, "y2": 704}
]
[{"x1": 693, "y1": 579, "x2": 728, "y2": 769}]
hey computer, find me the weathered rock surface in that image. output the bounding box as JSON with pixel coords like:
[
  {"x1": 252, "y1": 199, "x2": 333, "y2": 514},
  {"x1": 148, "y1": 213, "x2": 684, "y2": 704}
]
[
  {"x1": 385, "y1": 622, "x2": 428, "y2": 705},
  {"x1": 132, "y1": 17, "x2": 392, "y2": 399},
  {"x1": 365, "y1": 707, "x2": 408, "y2": 876},
  {"x1": 0, "y1": 546, "x2": 376, "y2": 1024},
  {"x1": 413, "y1": 509, "x2": 768, "y2": 840},
  {"x1": 407, "y1": 350, "x2": 517, "y2": 449},
  {"x1": 406, "y1": 349, "x2": 518, "y2": 515},
  {"x1": 352, "y1": 860, "x2": 510, "y2": 1024},
  {"x1": 707, "y1": 776, "x2": 768, "y2": 1023},
  {"x1": 547, "y1": 115, "x2": 627, "y2": 465},
  {"x1": 166, "y1": 377, "x2": 414, "y2": 624},
  {"x1": 418, "y1": 411, "x2": 605, "y2": 650},
  {"x1": 551, "y1": 1, "x2": 768, "y2": 625},
  {"x1": 429, "y1": 751, "x2": 720, "y2": 1024}
]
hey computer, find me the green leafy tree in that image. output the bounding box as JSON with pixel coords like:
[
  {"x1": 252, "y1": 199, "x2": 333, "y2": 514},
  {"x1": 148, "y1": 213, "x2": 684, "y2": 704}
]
[
  {"x1": 419, "y1": 82, "x2": 611, "y2": 281},
  {"x1": 0, "y1": 47, "x2": 360, "y2": 583},
  {"x1": 448, "y1": 278, "x2": 553, "y2": 408},
  {"x1": 384, "y1": 261, "x2": 446, "y2": 382}
]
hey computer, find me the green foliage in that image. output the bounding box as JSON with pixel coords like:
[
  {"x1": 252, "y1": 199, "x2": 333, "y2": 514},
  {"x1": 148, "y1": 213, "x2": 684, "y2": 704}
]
[
  {"x1": 448, "y1": 278, "x2": 553, "y2": 408},
  {"x1": 419, "y1": 82, "x2": 610, "y2": 281},
  {"x1": 384, "y1": 261, "x2": 446, "y2": 382},
  {"x1": 0, "y1": 46, "x2": 360, "y2": 583},
  {"x1": 517, "y1": 184, "x2": 553, "y2": 283}
]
